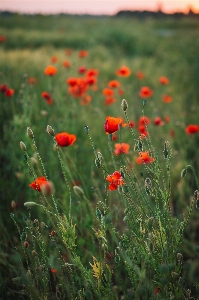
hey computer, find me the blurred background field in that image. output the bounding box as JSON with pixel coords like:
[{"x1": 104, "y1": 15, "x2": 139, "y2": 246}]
[{"x1": 0, "y1": 12, "x2": 199, "y2": 298}]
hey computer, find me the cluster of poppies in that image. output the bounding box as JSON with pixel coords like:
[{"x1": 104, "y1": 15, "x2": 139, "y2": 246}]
[
  {"x1": 66, "y1": 68, "x2": 98, "y2": 105},
  {"x1": 0, "y1": 84, "x2": 15, "y2": 97}
]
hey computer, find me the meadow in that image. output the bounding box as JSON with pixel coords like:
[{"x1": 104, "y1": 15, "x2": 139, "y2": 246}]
[{"x1": 0, "y1": 13, "x2": 199, "y2": 299}]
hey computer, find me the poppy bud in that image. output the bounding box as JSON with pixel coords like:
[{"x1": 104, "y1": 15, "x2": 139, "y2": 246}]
[
  {"x1": 24, "y1": 241, "x2": 29, "y2": 248},
  {"x1": 95, "y1": 158, "x2": 101, "y2": 168},
  {"x1": 73, "y1": 185, "x2": 84, "y2": 197},
  {"x1": 20, "y1": 141, "x2": 26, "y2": 151},
  {"x1": 84, "y1": 125, "x2": 89, "y2": 134},
  {"x1": 51, "y1": 230, "x2": 56, "y2": 236},
  {"x1": 114, "y1": 253, "x2": 120, "y2": 263},
  {"x1": 181, "y1": 168, "x2": 187, "y2": 178},
  {"x1": 11, "y1": 200, "x2": 17, "y2": 209},
  {"x1": 27, "y1": 127, "x2": 34, "y2": 139},
  {"x1": 177, "y1": 252, "x2": 183, "y2": 261},
  {"x1": 122, "y1": 185, "x2": 129, "y2": 193},
  {"x1": 32, "y1": 250, "x2": 37, "y2": 256},
  {"x1": 121, "y1": 99, "x2": 128, "y2": 111},
  {"x1": 46, "y1": 125, "x2": 55, "y2": 137},
  {"x1": 24, "y1": 202, "x2": 37, "y2": 208}
]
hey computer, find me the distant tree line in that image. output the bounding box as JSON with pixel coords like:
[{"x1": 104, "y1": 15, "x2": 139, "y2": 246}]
[{"x1": 116, "y1": 8, "x2": 199, "y2": 19}]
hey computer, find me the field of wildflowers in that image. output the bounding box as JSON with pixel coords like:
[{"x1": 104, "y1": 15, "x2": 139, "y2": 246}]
[{"x1": 0, "y1": 13, "x2": 199, "y2": 299}]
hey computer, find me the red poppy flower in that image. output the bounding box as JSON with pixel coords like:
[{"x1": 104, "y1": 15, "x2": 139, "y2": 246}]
[
  {"x1": 78, "y1": 50, "x2": 88, "y2": 58},
  {"x1": 86, "y1": 76, "x2": 97, "y2": 86},
  {"x1": 65, "y1": 48, "x2": 72, "y2": 56},
  {"x1": 67, "y1": 77, "x2": 77, "y2": 86},
  {"x1": 106, "y1": 171, "x2": 125, "y2": 190},
  {"x1": 107, "y1": 80, "x2": 121, "y2": 88},
  {"x1": 104, "y1": 116, "x2": 126, "y2": 134},
  {"x1": 136, "y1": 151, "x2": 155, "y2": 164},
  {"x1": 114, "y1": 143, "x2": 130, "y2": 155},
  {"x1": 0, "y1": 35, "x2": 7, "y2": 42},
  {"x1": 128, "y1": 121, "x2": 135, "y2": 128},
  {"x1": 68, "y1": 78, "x2": 88, "y2": 98},
  {"x1": 5, "y1": 88, "x2": 14, "y2": 97},
  {"x1": 185, "y1": 124, "x2": 199, "y2": 134},
  {"x1": 0, "y1": 84, "x2": 8, "y2": 93},
  {"x1": 51, "y1": 268, "x2": 57, "y2": 273},
  {"x1": 116, "y1": 66, "x2": 131, "y2": 77},
  {"x1": 139, "y1": 86, "x2": 153, "y2": 98},
  {"x1": 136, "y1": 71, "x2": 145, "y2": 80},
  {"x1": 138, "y1": 125, "x2": 148, "y2": 137},
  {"x1": 55, "y1": 132, "x2": 76, "y2": 147},
  {"x1": 159, "y1": 76, "x2": 169, "y2": 85},
  {"x1": 51, "y1": 56, "x2": 58, "y2": 63},
  {"x1": 44, "y1": 65, "x2": 57, "y2": 76},
  {"x1": 80, "y1": 94, "x2": 92, "y2": 105},
  {"x1": 41, "y1": 91, "x2": 53, "y2": 105},
  {"x1": 29, "y1": 176, "x2": 48, "y2": 192},
  {"x1": 102, "y1": 88, "x2": 114, "y2": 96},
  {"x1": 78, "y1": 66, "x2": 87, "y2": 74},
  {"x1": 104, "y1": 96, "x2": 117, "y2": 106},
  {"x1": 153, "y1": 117, "x2": 164, "y2": 126},
  {"x1": 112, "y1": 134, "x2": 118, "y2": 141},
  {"x1": 118, "y1": 88, "x2": 124, "y2": 96},
  {"x1": 138, "y1": 116, "x2": 151, "y2": 126},
  {"x1": 162, "y1": 94, "x2": 172, "y2": 103},
  {"x1": 154, "y1": 287, "x2": 161, "y2": 294},
  {"x1": 86, "y1": 69, "x2": 99, "y2": 77},
  {"x1": 164, "y1": 116, "x2": 170, "y2": 123},
  {"x1": 27, "y1": 77, "x2": 38, "y2": 85},
  {"x1": 170, "y1": 129, "x2": 175, "y2": 138},
  {"x1": 62, "y1": 60, "x2": 71, "y2": 68}
]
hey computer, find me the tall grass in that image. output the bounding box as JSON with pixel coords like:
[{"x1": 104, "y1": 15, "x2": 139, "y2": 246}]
[{"x1": 0, "y1": 13, "x2": 199, "y2": 299}]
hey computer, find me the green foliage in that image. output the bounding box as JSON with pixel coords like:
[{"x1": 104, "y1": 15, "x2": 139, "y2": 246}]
[{"x1": 0, "y1": 13, "x2": 199, "y2": 299}]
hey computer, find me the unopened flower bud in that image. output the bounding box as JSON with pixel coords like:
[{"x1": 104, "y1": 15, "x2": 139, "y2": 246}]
[
  {"x1": 73, "y1": 185, "x2": 84, "y2": 197},
  {"x1": 11, "y1": 200, "x2": 17, "y2": 209},
  {"x1": 46, "y1": 125, "x2": 55, "y2": 137},
  {"x1": 24, "y1": 202, "x2": 37, "y2": 208},
  {"x1": 27, "y1": 127, "x2": 34, "y2": 139},
  {"x1": 32, "y1": 250, "x2": 37, "y2": 256},
  {"x1": 121, "y1": 99, "x2": 128, "y2": 111},
  {"x1": 177, "y1": 252, "x2": 183, "y2": 261},
  {"x1": 24, "y1": 241, "x2": 29, "y2": 248},
  {"x1": 181, "y1": 168, "x2": 187, "y2": 178},
  {"x1": 84, "y1": 125, "x2": 89, "y2": 134},
  {"x1": 20, "y1": 141, "x2": 26, "y2": 151}
]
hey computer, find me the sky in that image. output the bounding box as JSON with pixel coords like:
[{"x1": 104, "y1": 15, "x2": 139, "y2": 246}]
[{"x1": 0, "y1": 0, "x2": 199, "y2": 15}]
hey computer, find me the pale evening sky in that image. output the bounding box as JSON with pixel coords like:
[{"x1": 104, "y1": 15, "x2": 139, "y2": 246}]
[{"x1": 0, "y1": 0, "x2": 199, "y2": 15}]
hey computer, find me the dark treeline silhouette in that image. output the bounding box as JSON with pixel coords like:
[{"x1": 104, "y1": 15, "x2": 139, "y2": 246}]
[{"x1": 116, "y1": 8, "x2": 199, "y2": 19}]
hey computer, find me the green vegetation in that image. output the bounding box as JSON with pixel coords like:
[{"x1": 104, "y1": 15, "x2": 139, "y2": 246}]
[{"x1": 0, "y1": 13, "x2": 199, "y2": 299}]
